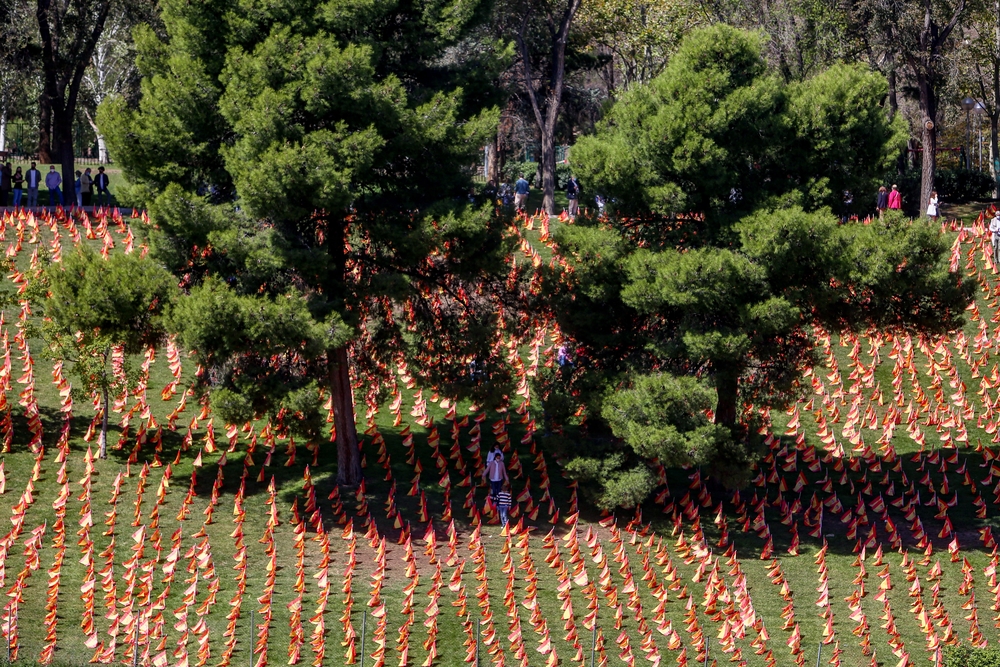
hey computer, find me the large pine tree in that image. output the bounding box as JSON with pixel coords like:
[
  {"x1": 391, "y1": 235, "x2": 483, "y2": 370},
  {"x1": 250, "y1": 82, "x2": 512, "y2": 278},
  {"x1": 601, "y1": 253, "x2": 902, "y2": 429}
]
[
  {"x1": 100, "y1": 0, "x2": 518, "y2": 485},
  {"x1": 543, "y1": 25, "x2": 974, "y2": 507}
]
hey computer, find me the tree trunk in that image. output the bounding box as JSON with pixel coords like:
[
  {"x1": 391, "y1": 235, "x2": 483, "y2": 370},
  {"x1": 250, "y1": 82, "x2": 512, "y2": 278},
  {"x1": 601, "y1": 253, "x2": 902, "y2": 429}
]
[
  {"x1": 485, "y1": 140, "x2": 499, "y2": 186},
  {"x1": 37, "y1": 96, "x2": 53, "y2": 163},
  {"x1": 887, "y1": 68, "x2": 907, "y2": 176},
  {"x1": 329, "y1": 346, "x2": 361, "y2": 486},
  {"x1": 55, "y1": 109, "x2": 74, "y2": 206},
  {"x1": 713, "y1": 368, "x2": 739, "y2": 428},
  {"x1": 325, "y1": 218, "x2": 361, "y2": 487},
  {"x1": 918, "y1": 74, "x2": 937, "y2": 213},
  {"x1": 991, "y1": 113, "x2": 999, "y2": 198},
  {"x1": 515, "y1": 0, "x2": 581, "y2": 216},
  {"x1": 84, "y1": 108, "x2": 108, "y2": 164},
  {"x1": 540, "y1": 130, "x2": 557, "y2": 214},
  {"x1": 98, "y1": 384, "x2": 109, "y2": 459}
]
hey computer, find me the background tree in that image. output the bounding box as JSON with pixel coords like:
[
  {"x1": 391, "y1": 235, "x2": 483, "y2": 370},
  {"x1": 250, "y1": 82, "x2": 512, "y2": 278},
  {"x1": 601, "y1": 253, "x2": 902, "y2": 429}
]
[
  {"x1": 36, "y1": 0, "x2": 113, "y2": 192},
  {"x1": 575, "y1": 0, "x2": 701, "y2": 96},
  {"x1": 955, "y1": 1, "x2": 1000, "y2": 195},
  {"x1": 876, "y1": 0, "x2": 968, "y2": 209},
  {"x1": 41, "y1": 247, "x2": 176, "y2": 458},
  {"x1": 511, "y1": 0, "x2": 583, "y2": 214},
  {"x1": 100, "y1": 0, "x2": 523, "y2": 486},
  {"x1": 544, "y1": 25, "x2": 973, "y2": 507}
]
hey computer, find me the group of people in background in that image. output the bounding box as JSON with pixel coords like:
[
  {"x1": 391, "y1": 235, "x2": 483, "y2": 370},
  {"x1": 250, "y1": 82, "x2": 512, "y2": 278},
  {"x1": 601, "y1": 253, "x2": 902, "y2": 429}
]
[
  {"x1": 875, "y1": 183, "x2": 939, "y2": 221},
  {"x1": 0, "y1": 162, "x2": 111, "y2": 208},
  {"x1": 500, "y1": 172, "x2": 584, "y2": 219}
]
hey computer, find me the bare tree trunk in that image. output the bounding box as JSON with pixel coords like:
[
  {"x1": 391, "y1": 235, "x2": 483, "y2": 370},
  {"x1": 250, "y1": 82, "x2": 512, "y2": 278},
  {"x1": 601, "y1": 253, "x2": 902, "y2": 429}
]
[
  {"x1": 888, "y1": 68, "x2": 907, "y2": 176},
  {"x1": 713, "y1": 368, "x2": 739, "y2": 428},
  {"x1": 485, "y1": 139, "x2": 500, "y2": 186},
  {"x1": 54, "y1": 105, "x2": 75, "y2": 206},
  {"x1": 918, "y1": 76, "x2": 938, "y2": 212},
  {"x1": 37, "y1": 96, "x2": 52, "y2": 163},
  {"x1": 540, "y1": 130, "x2": 557, "y2": 214},
  {"x1": 325, "y1": 218, "x2": 361, "y2": 487},
  {"x1": 84, "y1": 108, "x2": 108, "y2": 163},
  {"x1": 989, "y1": 114, "x2": 1000, "y2": 198},
  {"x1": 329, "y1": 346, "x2": 361, "y2": 486},
  {"x1": 515, "y1": 0, "x2": 581, "y2": 216}
]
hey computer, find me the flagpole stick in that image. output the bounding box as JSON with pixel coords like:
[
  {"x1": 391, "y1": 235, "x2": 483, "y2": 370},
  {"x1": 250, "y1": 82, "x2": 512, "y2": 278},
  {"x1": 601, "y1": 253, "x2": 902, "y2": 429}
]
[
  {"x1": 475, "y1": 619, "x2": 480, "y2": 667},
  {"x1": 7, "y1": 605, "x2": 11, "y2": 663},
  {"x1": 360, "y1": 610, "x2": 367, "y2": 667},
  {"x1": 590, "y1": 624, "x2": 597, "y2": 667},
  {"x1": 815, "y1": 641, "x2": 822, "y2": 667},
  {"x1": 249, "y1": 608, "x2": 254, "y2": 667},
  {"x1": 133, "y1": 613, "x2": 140, "y2": 667}
]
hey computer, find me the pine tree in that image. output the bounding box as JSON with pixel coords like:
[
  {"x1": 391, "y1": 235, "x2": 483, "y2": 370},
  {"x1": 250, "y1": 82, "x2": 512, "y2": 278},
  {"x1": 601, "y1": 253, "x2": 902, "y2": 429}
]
[
  {"x1": 41, "y1": 246, "x2": 176, "y2": 458},
  {"x1": 544, "y1": 25, "x2": 974, "y2": 506},
  {"x1": 99, "y1": 0, "x2": 518, "y2": 485}
]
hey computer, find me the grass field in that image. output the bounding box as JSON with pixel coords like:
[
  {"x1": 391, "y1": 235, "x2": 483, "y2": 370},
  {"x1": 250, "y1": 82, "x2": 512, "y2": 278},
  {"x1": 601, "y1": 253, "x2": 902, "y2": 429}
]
[{"x1": 0, "y1": 206, "x2": 993, "y2": 667}]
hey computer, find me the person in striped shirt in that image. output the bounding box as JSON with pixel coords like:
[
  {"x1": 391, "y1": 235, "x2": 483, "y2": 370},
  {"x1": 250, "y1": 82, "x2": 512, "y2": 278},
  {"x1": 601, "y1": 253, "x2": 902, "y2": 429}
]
[{"x1": 496, "y1": 482, "x2": 512, "y2": 528}]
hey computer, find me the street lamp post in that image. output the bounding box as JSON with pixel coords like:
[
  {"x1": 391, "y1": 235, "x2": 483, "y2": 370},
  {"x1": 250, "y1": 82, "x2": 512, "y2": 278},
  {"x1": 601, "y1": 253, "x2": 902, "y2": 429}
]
[{"x1": 962, "y1": 97, "x2": 976, "y2": 170}]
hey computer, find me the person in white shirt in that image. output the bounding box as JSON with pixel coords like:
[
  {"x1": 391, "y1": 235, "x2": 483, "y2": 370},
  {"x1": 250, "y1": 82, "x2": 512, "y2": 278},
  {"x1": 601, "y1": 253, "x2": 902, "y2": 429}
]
[
  {"x1": 990, "y1": 212, "x2": 1000, "y2": 268},
  {"x1": 483, "y1": 447, "x2": 508, "y2": 500},
  {"x1": 926, "y1": 191, "x2": 939, "y2": 221}
]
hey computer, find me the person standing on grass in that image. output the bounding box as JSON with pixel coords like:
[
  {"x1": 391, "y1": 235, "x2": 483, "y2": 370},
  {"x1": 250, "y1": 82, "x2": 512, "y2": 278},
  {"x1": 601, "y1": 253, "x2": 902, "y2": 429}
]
[
  {"x1": 11, "y1": 167, "x2": 23, "y2": 208},
  {"x1": 496, "y1": 482, "x2": 512, "y2": 528},
  {"x1": 483, "y1": 447, "x2": 508, "y2": 501},
  {"x1": 45, "y1": 165, "x2": 62, "y2": 206},
  {"x1": 25, "y1": 163, "x2": 41, "y2": 208},
  {"x1": 514, "y1": 174, "x2": 529, "y2": 212},
  {"x1": 81, "y1": 168, "x2": 93, "y2": 207},
  {"x1": 566, "y1": 175, "x2": 581, "y2": 218},
  {"x1": 926, "y1": 190, "x2": 939, "y2": 222},
  {"x1": 94, "y1": 166, "x2": 110, "y2": 207},
  {"x1": 876, "y1": 185, "x2": 888, "y2": 219},
  {"x1": 888, "y1": 184, "x2": 901, "y2": 210},
  {"x1": 990, "y1": 211, "x2": 1000, "y2": 268}
]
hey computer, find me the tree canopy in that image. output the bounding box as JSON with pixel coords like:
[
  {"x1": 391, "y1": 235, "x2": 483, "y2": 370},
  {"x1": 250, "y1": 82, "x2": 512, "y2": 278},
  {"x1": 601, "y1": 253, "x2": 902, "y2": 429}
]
[
  {"x1": 100, "y1": 0, "x2": 523, "y2": 483},
  {"x1": 542, "y1": 25, "x2": 974, "y2": 507},
  {"x1": 42, "y1": 246, "x2": 176, "y2": 457}
]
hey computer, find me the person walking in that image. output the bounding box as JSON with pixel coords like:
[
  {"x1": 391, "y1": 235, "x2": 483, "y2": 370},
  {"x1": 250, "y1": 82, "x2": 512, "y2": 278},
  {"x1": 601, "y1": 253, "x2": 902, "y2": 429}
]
[
  {"x1": 483, "y1": 447, "x2": 508, "y2": 502},
  {"x1": 990, "y1": 211, "x2": 1000, "y2": 268},
  {"x1": 566, "y1": 175, "x2": 581, "y2": 218},
  {"x1": 876, "y1": 186, "x2": 888, "y2": 219},
  {"x1": 45, "y1": 165, "x2": 63, "y2": 207},
  {"x1": 926, "y1": 190, "x2": 939, "y2": 222},
  {"x1": 888, "y1": 184, "x2": 901, "y2": 210},
  {"x1": 94, "y1": 166, "x2": 110, "y2": 207},
  {"x1": 25, "y1": 163, "x2": 41, "y2": 208},
  {"x1": 11, "y1": 168, "x2": 23, "y2": 208},
  {"x1": 514, "y1": 174, "x2": 530, "y2": 212},
  {"x1": 80, "y1": 168, "x2": 93, "y2": 207},
  {"x1": 496, "y1": 482, "x2": 512, "y2": 529}
]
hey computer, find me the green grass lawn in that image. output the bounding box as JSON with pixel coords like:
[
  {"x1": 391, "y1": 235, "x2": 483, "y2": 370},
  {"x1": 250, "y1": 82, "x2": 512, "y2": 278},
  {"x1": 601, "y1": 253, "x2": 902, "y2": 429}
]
[{"x1": 0, "y1": 205, "x2": 994, "y2": 667}]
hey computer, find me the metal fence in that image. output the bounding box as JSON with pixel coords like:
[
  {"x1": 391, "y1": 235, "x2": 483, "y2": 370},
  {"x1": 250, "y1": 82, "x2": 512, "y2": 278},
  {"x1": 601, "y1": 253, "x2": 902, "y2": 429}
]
[{"x1": 2, "y1": 120, "x2": 109, "y2": 164}]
